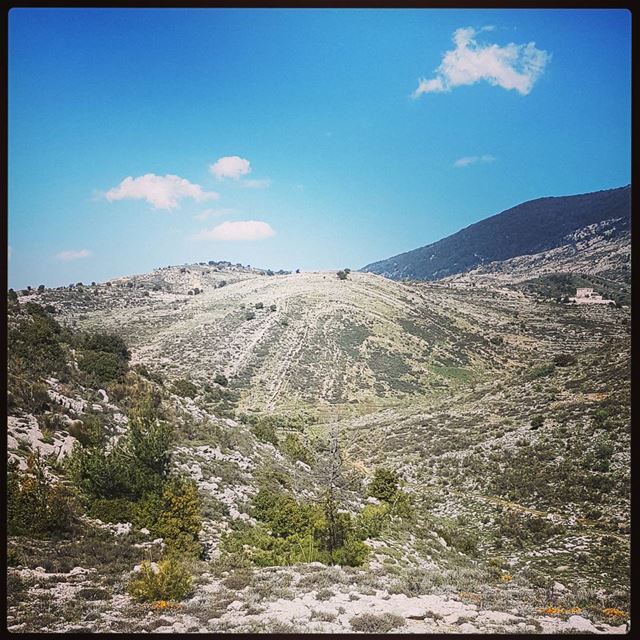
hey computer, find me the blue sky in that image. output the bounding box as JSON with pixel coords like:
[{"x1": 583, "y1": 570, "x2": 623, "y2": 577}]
[{"x1": 8, "y1": 8, "x2": 631, "y2": 289}]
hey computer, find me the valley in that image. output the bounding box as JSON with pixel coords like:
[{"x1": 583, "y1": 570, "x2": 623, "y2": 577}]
[{"x1": 6, "y1": 258, "x2": 630, "y2": 634}]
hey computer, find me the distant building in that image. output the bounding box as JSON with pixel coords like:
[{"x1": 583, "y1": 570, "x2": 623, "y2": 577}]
[{"x1": 571, "y1": 287, "x2": 614, "y2": 305}]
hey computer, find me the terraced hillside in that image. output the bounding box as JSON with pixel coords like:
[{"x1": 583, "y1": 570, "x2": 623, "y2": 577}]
[{"x1": 37, "y1": 269, "x2": 534, "y2": 415}]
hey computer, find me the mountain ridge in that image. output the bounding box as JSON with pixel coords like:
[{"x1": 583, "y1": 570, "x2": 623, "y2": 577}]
[{"x1": 361, "y1": 185, "x2": 631, "y2": 282}]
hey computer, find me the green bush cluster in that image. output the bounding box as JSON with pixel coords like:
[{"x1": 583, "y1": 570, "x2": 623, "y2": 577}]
[
  {"x1": 213, "y1": 373, "x2": 228, "y2": 386},
  {"x1": 251, "y1": 420, "x2": 279, "y2": 446},
  {"x1": 67, "y1": 401, "x2": 202, "y2": 557},
  {"x1": 127, "y1": 558, "x2": 193, "y2": 603},
  {"x1": 367, "y1": 468, "x2": 400, "y2": 502},
  {"x1": 435, "y1": 521, "x2": 479, "y2": 555},
  {"x1": 77, "y1": 331, "x2": 131, "y2": 386},
  {"x1": 355, "y1": 502, "x2": 390, "y2": 539},
  {"x1": 67, "y1": 403, "x2": 171, "y2": 500},
  {"x1": 366, "y1": 467, "x2": 413, "y2": 519},
  {"x1": 80, "y1": 332, "x2": 130, "y2": 361},
  {"x1": 170, "y1": 378, "x2": 198, "y2": 398},
  {"x1": 494, "y1": 511, "x2": 565, "y2": 549},
  {"x1": 349, "y1": 613, "x2": 405, "y2": 633},
  {"x1": 221, "y1": 487, "x2": 369, "y2": 567},
  {"x1": 528, "y1": 362, "x2": 556, "y2": 379},
  {"x1": 78, "y1": 350, "x2": 126, "y2": 385},
  {"x1": 132, "y1": 363, "x2": 165, "y2": 386},
  {"x1": 8, "y1": 454, "x2": 77, "y2": 537},
  {"x1": 242, "y1": 412, "x2": 315, "y2": 432},
  {"x1": 280, "y1": 434, "x2": 314, "y2": 466},
  {"x1": 8, "y1": 303, "x2": 68, "y2": 378}
]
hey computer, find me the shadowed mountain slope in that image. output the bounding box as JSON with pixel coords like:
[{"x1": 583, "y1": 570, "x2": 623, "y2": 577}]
[{"x1": 361, "y1": 185, "x2": 630, "y2": 282}]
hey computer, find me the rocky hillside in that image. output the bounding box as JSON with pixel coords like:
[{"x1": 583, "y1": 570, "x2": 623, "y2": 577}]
[
  {"x1": 361, "y1": 185, "x2": 631, "y2": 283},
  {"x1": 6, "y1": 264, "x2": 630, "y2": 634},
  {"x1": 31, "y1": 268, "x2": 531, "y2": 415}
]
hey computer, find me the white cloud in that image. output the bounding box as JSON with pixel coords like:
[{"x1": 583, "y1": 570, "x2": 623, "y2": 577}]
[
  {"x1": 454, "y1": 154, "x2": 496, "y2": 168},
  {"x1": 241, "y1": 178, "x2": 272, "y2": 189},
  {"x1": 55, "y1": 249, "x2": 92, "y2": 262},
  {"x1": 210, "y1": 156, "x2": 251, "y2": 180},
  {"x1": 412, "y1": 26, "x2": 550, "y2": 98},
  {"x1": 194, "y1": 208, "x2": 237, "y2": 221},
  {"x1": 105, "y1": 174, "x2": 219, "y2": 210},
  {"x1": 193, "y1": 220, "x2": 276, "y2": 241}
]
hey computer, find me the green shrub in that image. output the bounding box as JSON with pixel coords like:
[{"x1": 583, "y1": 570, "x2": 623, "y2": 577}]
[
  {"x1": 437, "y1": 524, "x2": 479, "y2": 555},
  {"x1": 252, "y1": 421, "x2": 279, "y2": 446},
  {"x1": 214, "y1": 373, "x2": 228, "y2": 386},
  {"x1": 171, "y1": 379, "x2": 198, "y2": 398},
  {"x1": 79, "y1": 350, "x2": 126, "y2": 385},
  {"x1": 66, "y1": 404, "x2": 171, "y2": 501},
  {"x1": 131, "y1": 363, "x2": 164, "y2": 386},
  {"x1": 245, "y1": 311, "x2": 256, "y2": 320},
  {"x1": 68, "y1": 414, "x2": 106, "y2": 447},
  {"x1": 356, "y1": 502, "x2": 390, "y2": 538},
  {"x1": 330, "y1": 538, "x2": 369, "y2": 567},
  {"x1": 153, "y1": 478, "x2": 203, "y2": 557},
  {"x1": 8, "y1": 310, "x2": 67, "y2": 377},
  {"x1": 253, "y1": 490, "x2": 319, "y2": 538},
  {"x1": 367, "y1": 468, "x2": 400, "y2": 502},
  {"x1": 88, "y1": 497, "x2": 135, "y2": 524},
  {"x1": 127, "y1": 558, "x2": 193, "y2": 602},
  {"x1": 255, "y1": 302, "x2": 264, "y2": 309},
  {"x1": 80, "y1": 332, "x2": 130, "y2": 361},
  {"x1": 280, "y1": 434, "x2": 314, "y2": 466},
  {"x1": 233, "y1": 488, "x2": 368, "y2": 568},
  {"x1": 593, "y1": 407, "x2": 611, "y2": 428},
  {"x1": 528, "y1": 362, "x2": 555, "y2": 379},
  {"x1": 349, "y1": 613, "x2": 405, "y2": 633},
  {"x1": 388, "y1": 490, "x2": 414, "y2": 519},
  {"x1": 8, "y1": 455, "x2": 77, "y2": 537}
]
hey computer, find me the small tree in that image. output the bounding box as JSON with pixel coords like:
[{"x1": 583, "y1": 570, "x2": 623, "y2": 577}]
[
  {"x1": 367, "y1": 468, "x2": 400, "y2": 502},
  {"x1": 337, "y1": 270, "x2": 348, "y2": 280},
  {"x1": 37, "y1": 284, "x2": 45, "y2": 292},
  {"x1": 8, "y1": 454, "x2": 77, "y2": 536}
]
